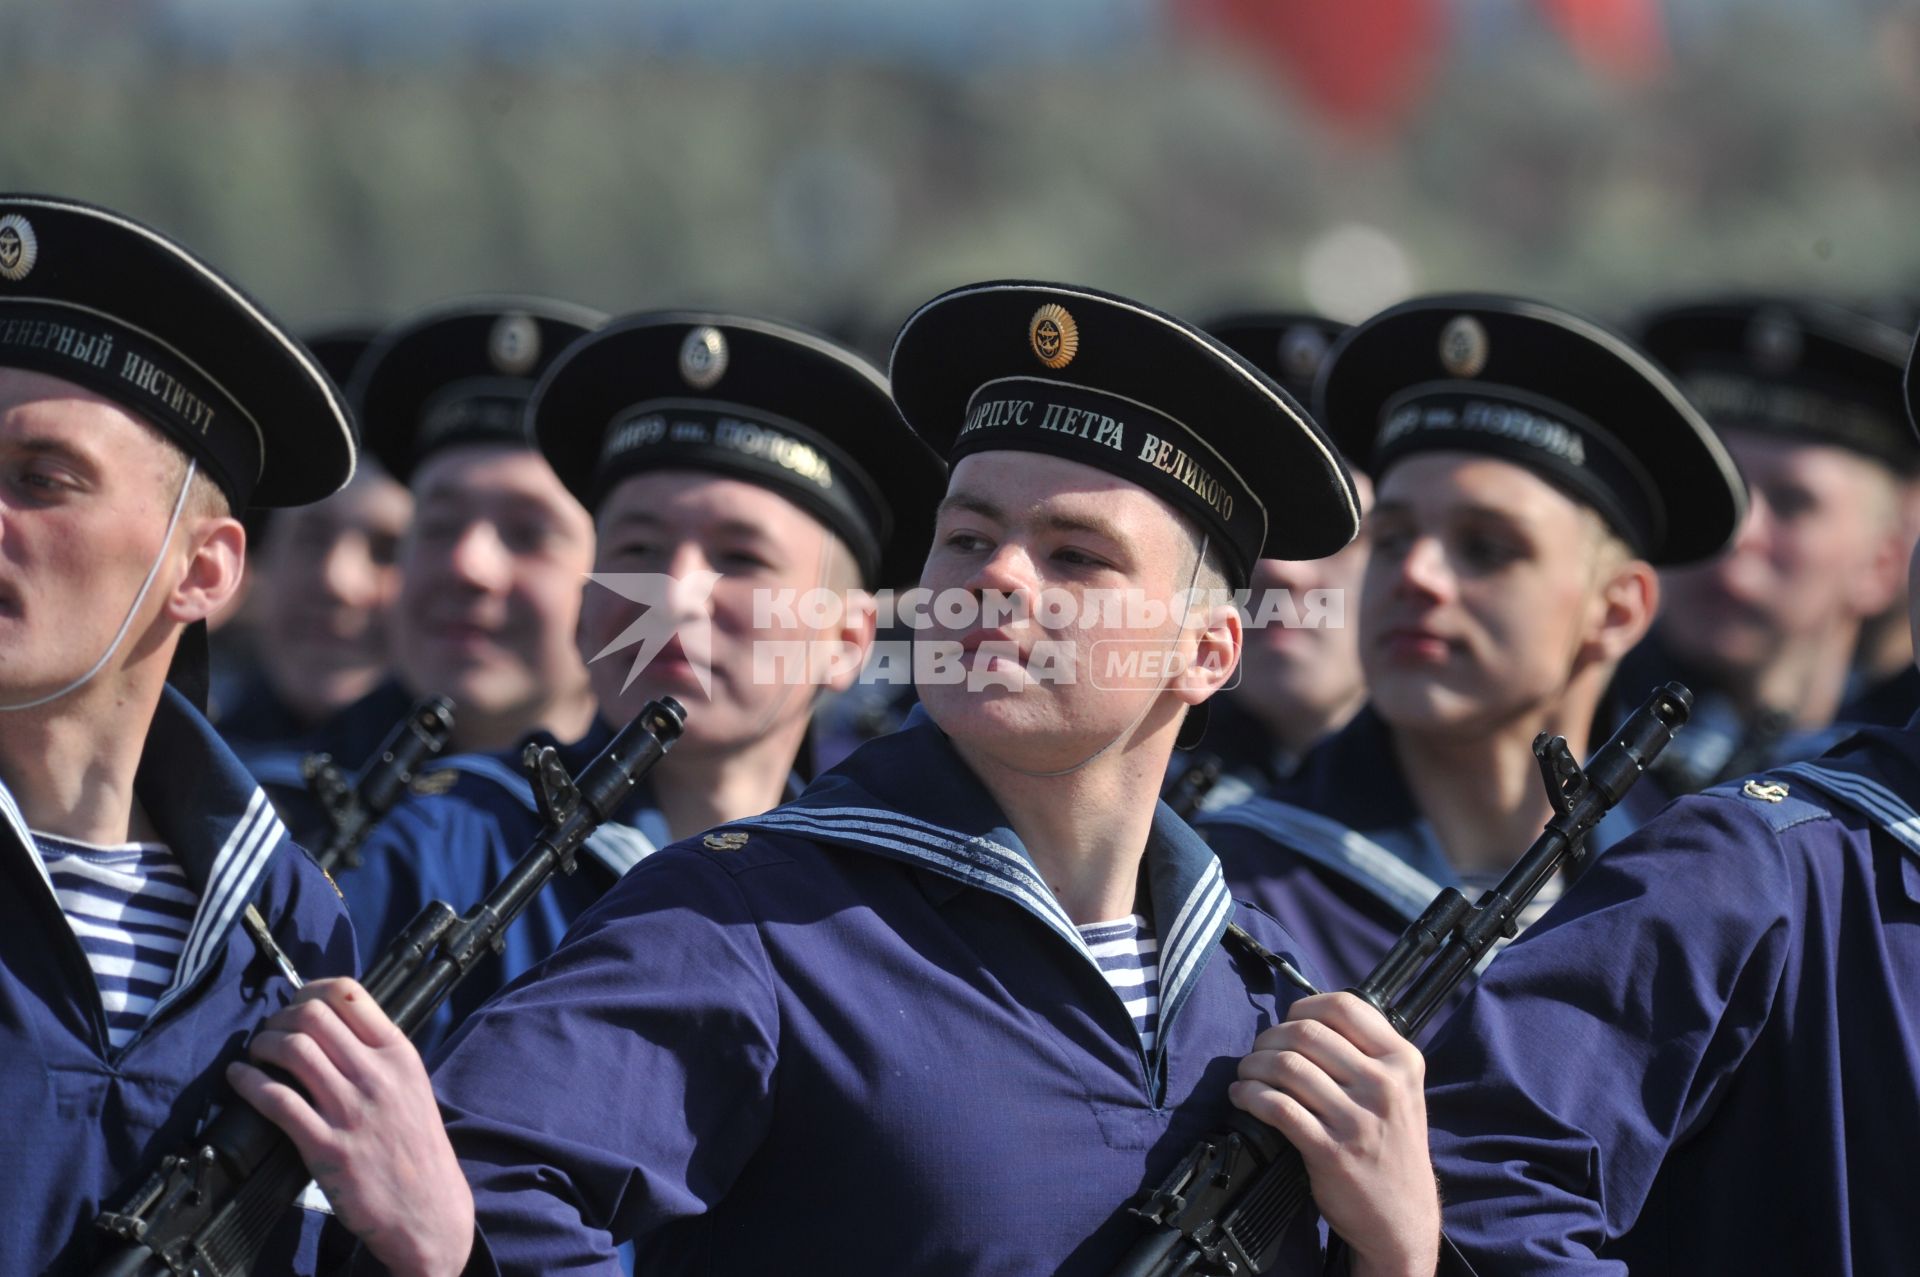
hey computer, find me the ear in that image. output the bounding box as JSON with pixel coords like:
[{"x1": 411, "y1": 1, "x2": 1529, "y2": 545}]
[
  {"x1": 1583, "y1": 557, "x2": 1659, "y2": 666},
  {"x1": 1847, "y1": 493, "x2": 1915, "y2": 621},
  {"x1": 162, "y1": 515, "x2": 247, "y2": 627},
  {"x1": 818, "y1": 587, "x2": 879, "y2": 695},
  {"x1": 1171, "y1": 599, "x2": 1243, "y2": 708}
]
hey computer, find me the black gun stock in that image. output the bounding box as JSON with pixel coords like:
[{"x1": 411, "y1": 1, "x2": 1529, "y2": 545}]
[
  {"x1": 1109, "y1": 683, "x2": 1692, "y2": 1277},
  {"x1": 90, "y1": 697, "x2": 687, "y2": 1277},
  {"x1": 306, "y1": 696, "x2": 457, "y2": 874}
]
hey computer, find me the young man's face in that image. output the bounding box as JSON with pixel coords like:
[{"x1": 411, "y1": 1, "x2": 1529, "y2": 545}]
[
  {"x1": 254, "y1": 468, "x2": 413, "y2": 720},
  {"x1": 1232, "y1": 470, "x2": 1373, "y2": 733},
  {"x1": 917, "y1": 450, "x2": 1227, "y2": 773},
  {"x1": 392, "y1": 444, "x2": 596, "y2": 726},
  {"x1": 1360, "y1": 451, "x2": 1614, "y2": 737},
  {"x1": 1659, "y1": 430, "x2": 1901, "y2": 682},
  {"x1": 0, "y1": 369, "x2": 196, "y2": 702},
  {"x1": 578, "y1": 469, "x2": 866, "y2": 753}
]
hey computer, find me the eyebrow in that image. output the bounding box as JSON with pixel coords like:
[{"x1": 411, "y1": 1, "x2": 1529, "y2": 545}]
[
  {"x1": 9, "y1": 434, "x2": 104, "y2": 476},
  {"x1": 1371, "y1": 498, "x2": 1544, "y2": 542},
  {"x1": 1372, "y1": 498, "x2": 1522, "y2": 522},
  {"x1": 416, "y1": 486, "x2": 565, "y2": 521},
  {"x1": 602, "y1": 510, "x2": 782, "y2": 544},
  {"x1": 937, "y1": 492, "x2": 1130, "y2": 545},
  {"x1": 13, "y1": 434, "x2": 96, "y2": 462}
]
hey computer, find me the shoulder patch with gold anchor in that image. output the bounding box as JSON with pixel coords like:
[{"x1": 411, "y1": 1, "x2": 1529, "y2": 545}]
[
  {"x1": 703, "y1": 831, "x2": 750, "y2": 852},
  {"x1": 410, "y1": 769, "x2": 460, "y2": 798}
]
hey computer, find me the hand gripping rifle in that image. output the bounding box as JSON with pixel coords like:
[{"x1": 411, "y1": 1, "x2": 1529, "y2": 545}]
[
  {"x1": 90, "y1": 697, "x2": 688, "y2": 1277},
  {"x1": 304, "y1": 696, "x2": 458, "y2": 874},
  {"x1": 1109, "y1": 682, "x2": 1692, "y2": 1277}
]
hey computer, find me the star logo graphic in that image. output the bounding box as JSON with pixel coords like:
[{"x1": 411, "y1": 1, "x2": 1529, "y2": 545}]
[{"x1": 584, "y1": 571, "x2": 721, "y2": 697}]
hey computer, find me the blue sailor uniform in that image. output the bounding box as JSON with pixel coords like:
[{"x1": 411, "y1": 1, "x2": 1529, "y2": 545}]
[
  {"x1": 1161, "y1": 693, "x2": 1313, "y2": 816},
  {"x1": 423, "y1": 709, "x2": 1337, "y2": 1276},
  {"x1": 1840, "y1": 662, "x2": 1920, "y2": 729},
  {"x1": 0, "y1": 685, "x2": 357, "y2": 1275},
  {"x1": 335, "y1": 719, "x2": 665, "y2": 1058},
  {"x1": 214, "y1": 667, "x2": 313, "y2": 753},
  {"x1": 237, "y1": 677, "x2": 420, "y2": 847},
  {"x1": 1200, "y1": 706, "x2": 1658, "y2": 1006},
  {"x1": 1612, "y1": 637, "x2": 1848, "y2": 795},
  {"x1": 1422, "y1": 720, "x2": 1920, "y2": 1274}
]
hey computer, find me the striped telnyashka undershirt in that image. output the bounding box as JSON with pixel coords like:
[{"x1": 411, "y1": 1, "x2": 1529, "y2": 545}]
[
  {"x1": 1079, "y1": 912, "x2": 1162, "y2": 1054},
  {"x1": 35, "y1": 832, "x2": 198, "y2": 1051}
]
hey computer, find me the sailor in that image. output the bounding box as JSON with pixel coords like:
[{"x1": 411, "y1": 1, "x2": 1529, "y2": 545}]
[
  {"x1": 356, "y1": 281, "x2": 1451, "y2": 1275},
  {"x1": 1420, "y1": 322, "x2": 1920, "y2": 1271},
  {"x1": 335, "y1": 311, "x2": 945, "y2": 1053},
  {"x1": 1624, "y1": 297, "x2": 1917, "y2": 788},
  {"x1": 353, "y1": 296, "x2": 606, "y2": 755},
  {"x1": 1173, "y1": 310, "x2": 1370, "y2": 812},
  {"x1": 0, "y1": 194, "x2": 455, "y2": 1274},
  {"x1": 243, "y1": 298, "x2": 603, "y2": 840},
  {"x1": 215, "y1": 325, "x2": 413, "y2": 760},
  {"x1": 1202, "y1": 295, "x2": 1746, "y2": 1002}
]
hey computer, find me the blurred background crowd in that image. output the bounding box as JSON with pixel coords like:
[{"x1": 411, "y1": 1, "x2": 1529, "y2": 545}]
[{"x1": 5, "y1": 0, "x2": 1918, "y2": 338}]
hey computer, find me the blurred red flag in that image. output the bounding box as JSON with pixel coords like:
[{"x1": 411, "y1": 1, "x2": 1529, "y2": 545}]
[
  {"x1": 1177, "y1": 0, "x2": 1445, "y2": 139},
  {"x1": 1533, "y1": 0, "x2": 1668, "y2": 82}
]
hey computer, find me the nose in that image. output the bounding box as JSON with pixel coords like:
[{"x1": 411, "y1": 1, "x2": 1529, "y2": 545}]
[
  {"x1": 1727, "y1": 491, "x2": 1775, "y2": 558},
  {"x1": 443, "y1": 520, "x2": 513, "y2": 594},
  {"x1": 962, "y1": 540, "x2": 1040, "y2": 601},
  {"x1": 1254, "y1": 557, "x2": 1319, "y2": 597},
  {"x1": 1391, "y1": 535, "x2": 1453, "y2": 606},
  {"x1": 318, "y1": 534, "x2": 376, "y2": 607},
  {"x1": 663, "y1": 542, "x2": 719, "y2": 622}
]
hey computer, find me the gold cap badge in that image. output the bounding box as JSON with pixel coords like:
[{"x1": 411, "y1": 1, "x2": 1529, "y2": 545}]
[
  {"x1": 1742, "y1": 779, "x2": 1790, "y2": 804},
  {"x1": 1439, "y1": 315, "x2": 1489, "y2": 379},
  {"x1": 489, "y1": 313, "x2": 541, "y2": 376},
  {"x1": 680, "y1": 325, "x2": 729, "y2": 390},
  {"x1": 703, "y1": 830, "x2": 750, "y2": 852},
  {"x1": 1029, "y1": 303, "x2": 1079, "y2": 370},
  {"x1": 0, "y1": 214, "x2": 38, "y2": 283}
]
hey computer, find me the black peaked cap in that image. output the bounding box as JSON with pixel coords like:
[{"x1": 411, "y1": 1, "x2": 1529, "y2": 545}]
[
  {"x1": 532, "y1": 310, "x2": 945, "y2": 589},
  {"x1": 304, "y1": 324, "x2": 380, "y2": 392},
  {"x1": 1317, "y1": 293, "x2": 1746, "y2": 567},
  {"x1": 1207, "y1": 311, "x2": 1350, "y2": 409},
  {"x1": 353, "y1": 296, "x2": 605, "y2": 485},
  {"x1": 1640, "y1": 296, "x2": 1918, "y2": 474},
  {"x1": 0, "y1": 193, "x2": 354, "y2": 509},
  {"x1": 1906, "y1": 325, "x2": 1919, "y2": 438},
  {"x1": 890, "y1": 280, "x2": 1360, "y2": 586}
]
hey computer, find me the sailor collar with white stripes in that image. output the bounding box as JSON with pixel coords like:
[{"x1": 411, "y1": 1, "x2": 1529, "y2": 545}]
[
  {"x1": 3, "y1": 683, "x2": 297, "y2": 1031},
  {"x1": 1772, "y1": 725, "x2": 1920, "y2": 865},
  {"x1": 717, "y1": 707, "x2": 1238, "y2": 1057}
]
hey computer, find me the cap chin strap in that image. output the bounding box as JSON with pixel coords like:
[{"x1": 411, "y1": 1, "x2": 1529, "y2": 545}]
[
  {"x1": 0, "y1": 459, "x2": 199, "y2": 713},
  {"x1": 1011, "y1": 532, "x2": 1211, "y2": 780}
]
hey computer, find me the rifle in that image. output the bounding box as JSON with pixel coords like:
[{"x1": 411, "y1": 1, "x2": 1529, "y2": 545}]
[
  {"x1": 1109, "y1": 682, "x2": 1692, "y2": 1277},
  {"x1": 304, "y1": 695, "x2": 457, "y2": 873},
  {"x1": 90, "y1": 696, "x2": 688, "y2": 1277}
]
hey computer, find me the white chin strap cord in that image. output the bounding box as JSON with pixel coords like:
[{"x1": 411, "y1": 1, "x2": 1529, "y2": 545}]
[
  {"x1": 1010, "y1": 532, "x2": 1211, "y2": 779},
  {"x1": 0, "y1": 458, "x2": 199, "y2": 713}
]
